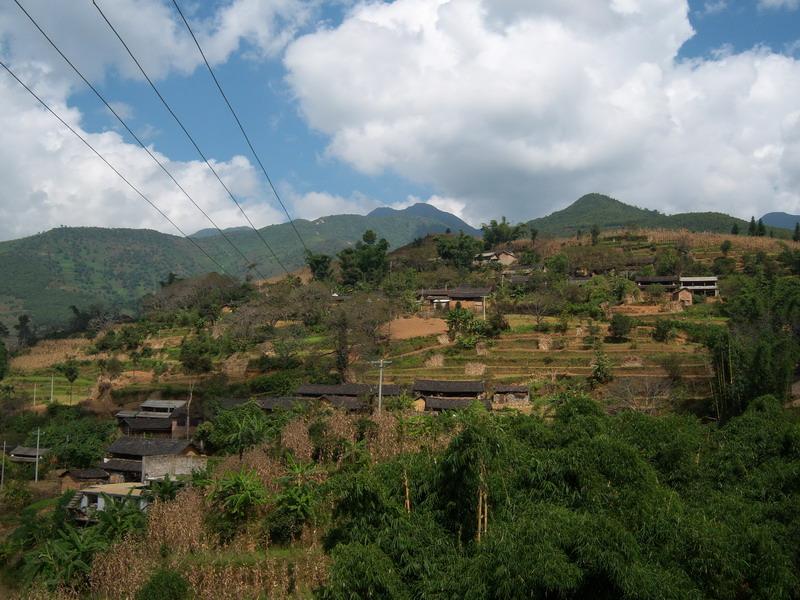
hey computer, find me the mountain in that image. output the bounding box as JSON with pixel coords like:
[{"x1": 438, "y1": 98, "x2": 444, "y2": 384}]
[
  {"x1": 527, "y1": 193, "x2": 756, "y2": 237},
  {"x1": 191, "y1": 226, "x2": 251, "y2": 238},
  {"x1": 761, "y1": 212, "x2": 800, "y2": 231},
  {"x1": 368, "y1": 203, "x2": 481, "y2": 236},
  {"x1": 0, "y1": 204, "x2": 476, "y2": 330}
]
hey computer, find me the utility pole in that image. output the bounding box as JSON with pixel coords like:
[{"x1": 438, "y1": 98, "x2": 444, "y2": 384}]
[
  {"x1": 370, "y1": 359, "x2": 392, "y2": 416},
  {"x1": 50, "y1": 374, "x2": 54, "y2": 403},
  {"x1": 34, "y1": 427, "x2": 41, "y2": 483},
  {"x1": 32, "y1": 383, "x2": 37, "y2": 409},
  {"x1": 185, "y1": 382, "x2": 193, "y2": 440}
]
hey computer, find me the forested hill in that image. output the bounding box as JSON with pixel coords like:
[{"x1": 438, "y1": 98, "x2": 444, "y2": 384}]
[
  {"x1": 0, "y1": 203, "x2": 476, "y2": 330},
  {"x1": 528, "y1": 193, "x2": 757, "y2": 236}
]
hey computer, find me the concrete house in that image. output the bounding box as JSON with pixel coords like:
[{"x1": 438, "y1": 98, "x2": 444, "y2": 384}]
[
  {"x1": 101, "y1": 437, "x2": 199, "y2": 483},
  {"x1": 69, "y1": 482, "x2": 149, "y2": 523},
  {"x1": 417, "y1": 287, "x2": 493, "y2": 315}
]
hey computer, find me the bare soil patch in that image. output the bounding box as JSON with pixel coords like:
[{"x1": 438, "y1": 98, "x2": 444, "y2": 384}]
[
  {"x1": 11, "y1": 338, "x2": 92, "y2": 371},
  {"x1": 386, "y1": 316, "x2": 448, "y2": 340}
]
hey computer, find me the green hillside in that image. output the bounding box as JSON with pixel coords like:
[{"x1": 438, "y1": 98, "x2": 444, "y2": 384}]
[
  {"x1": 527, "y1": 193, "x2": 757, "y2": 236},
  {"x1": 0, "y1": 204, "x2": 476, "y2": 330}
]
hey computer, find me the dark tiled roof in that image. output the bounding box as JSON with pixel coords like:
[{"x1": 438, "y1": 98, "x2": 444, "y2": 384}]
[
  {"x1": 494, "y1": 385, "x2": 529, "y2": 394},
  {"x1": 123, "y1": 418, "x2": 173, "y2": 432},
  {"x1": 61, "y1": 468, "x2": 109, "y2": 480},
  {"x1": 425, "y1": 397, "x2": 487, "y2": 411},
  {"x1": 101, "y1": 458, "x2": 143, "y2": 473},
  {"x1": 107, "y1": 437, "x2": 193, "y2": 458},
  {"x1": 256, "y1": 397, "x2": 308, "y2": 411},
  {"x1": 9, "y1": 446, "x2": 50, "y2": 458},
  {"x1": 378, "y1": 384, "x2": 407, "y2": 397},
  {"x1": 320, "y1": 395, "x2": 371, "y2": 411},
  {"x1": 419, "y1": 287, "x2": 493, "y2": 299},
  {"x1": 296, "y1": 383, "x2": 372, "y2": 397},
  {"x1": 635, "y1": 276, "x2": 678, "y2": 284},
  {"x1": 413, "y1": 379, "x2": 485, "y2": 394}
]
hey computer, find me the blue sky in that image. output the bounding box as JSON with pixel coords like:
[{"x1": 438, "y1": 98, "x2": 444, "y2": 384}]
[{"x1": 1, "y1": 0, "x2": 799, "y2": 240}]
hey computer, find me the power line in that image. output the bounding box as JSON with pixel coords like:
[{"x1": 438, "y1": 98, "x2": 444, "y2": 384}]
[
  {"x1": 171, "y1": 0, "x2": 309, "y2": 254},
  {"x1": 92, "y1": 0, "x2": 290, "y2": 277},
  {"x1": 0, "y1": 57, "x2": 227, "y2": 274},
  {"x1": 12, "y1": 0, "x2": 263, "y2": 279}
]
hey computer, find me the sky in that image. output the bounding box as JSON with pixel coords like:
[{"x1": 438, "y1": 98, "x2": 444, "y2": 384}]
[{"x1": 0, "y1": 0, "x2": 799, "y2": 242}]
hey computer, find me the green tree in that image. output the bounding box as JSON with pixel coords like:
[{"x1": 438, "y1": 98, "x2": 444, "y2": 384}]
[
  {"x1": 748, "y1": 216, "x2": 757, "y2": 236},
  {"x1": 436, "y1": 233, "x2": 482, "y2": 269},
  {"x1": 178, "y1": 333, "x2": 215, "y2": 373},
  {"x1": 590, "y1": 345, "x2": 613, "y2": 385},
  {"x1": 15, "y1": 314, "x2": 35, "y2": 349},
  {"x1": 590, "y1": 224, "x2": 600, "y2": 246},
  {"x1": 756, "y1": 219, "x2": 767, "y2": 237},
  {"x1": 529, "y1": 227, "x2": 538, "y2": 245},
  {"x1": 338, "y1": 230, "x2": 390, "y2": 286},
  {"x1": 136, "y1": 568, "x2": 189, "y2": 600},
  {"x1": 608, "y1": 313, "x2": 633, "y2": 341},
  {"x1": 209, "y1": 469, "x2": 267, "y2": 541},
  {"x1": 56, "y1": 359, "x2": 80, "y2": 402},
  {"x1": 731, "y1": 222, "x2": 740, "y2": 235},
  {"x1": 0, "y1": 338, "x2": 8, "y2": 381},
  {"x1": 720, "y1": 239, "x2": 732, "y2": 255},
  {"x1": 197, "y1": 400, "x2": 272, "y2": 460},
  {"x1": 305, "y1": 251, "x2": 332, "y2": 281},
  {"x1": 794, "y1": 223, "x2": 800, "y2": 242},
  {"x1": 481, "y1": 217, "x2": 523, "y2": 248}
]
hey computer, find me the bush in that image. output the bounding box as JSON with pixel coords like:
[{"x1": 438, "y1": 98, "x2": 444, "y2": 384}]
[
  {"x1": 652, "y1": 320, "x2": 677, "y2": 343},
  {"x1": 608, "y1": 314, "x2": 633, "y2": 341},
  {"x1": 136, "y1": 568, "x2": 189, "y2": 600}
]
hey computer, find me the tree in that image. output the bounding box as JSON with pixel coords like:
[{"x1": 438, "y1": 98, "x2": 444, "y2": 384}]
[
  {"x1": 338, "y1": 230, "x2": 390, "y2": 286},
  {"x1": 178, "y1": 333, "x2": 215, "y2": 373},
  {"x1": 15, "y1": 314, "x2": 35, "y2": 349},
  {"x1": 756, "y1": 219, "x2": 766, "y2": 237},
  {"x1": 209, "y1": 469, "x2": 267, "y2": 541},
  {"x1": 305, "y1": 251, "x2": 333, "y2": 281},
  {"x1": 731, "y1": 222, "x2": 740, "y2": 235},
  {"x1": 590, "y1": 345, "x2": 613, "y2": 385},
  {"x1": 136, "y1": 569, "x2": 189, "y2": 600},
  {"x1": 436, "y1": 233, "x2": 482, "y2": 269},
  {"x1": 608, "y1": 314, "x2": 633, "y2": 341},
  {"x1": 590, "y1": 224, "x2": 600, "y2": 246},
  {"x1": 529, "y1": 227, "x2": 538, "y2": 245},
  {"x1": 481, "y1": 217, "x2": 523, "y2": 248},
  {"x1": 197, "y1": 400, "x2": 272, "y2": 460},
  {"x1": 793, "y1": 223, "x2": 800, "y2": 242},
  {"x1": 748, "y1": 216, "x2": 757, "y2": 236},
  {"x1": 56, "y1": 359, "x2": 80, "y2": 402},
  {"x1": 0, "y1": 338, "x2": 7, "y2": 381},
  {"x1": 720, "y1": 240, "x2": 732, "y2": 255}
]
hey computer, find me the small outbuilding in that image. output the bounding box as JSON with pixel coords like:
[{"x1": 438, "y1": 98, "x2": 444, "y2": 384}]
[{"x1": 59, "y1": 468, "x2": 110, "y2": 492}]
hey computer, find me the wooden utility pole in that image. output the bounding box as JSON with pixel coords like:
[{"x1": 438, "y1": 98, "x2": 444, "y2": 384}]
[
  {"x1": 186, "y1": 382, "x2": 194, "y2": 439},
  {"x1": 32, "y1": 383, "x2": 37, "y2": 409}
]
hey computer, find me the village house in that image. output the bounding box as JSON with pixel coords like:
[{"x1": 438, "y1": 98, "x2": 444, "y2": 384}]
[
  {"x1": 101, "y1": 437, "x2": 199, "y2": 483},
  {"x1": 417, "y1": 286, "x2": 493, "y2": 315},
  {"x1": 672, "y1": 288, "x2": 694, "y2": 307},
  {"x1": 115, "y1": 399, "x2": 193, "y2": 439},
  {"x1": 491, "y1": 385, "x2": 531, "y2": 409},
  {"x1": 68, "y1": 482, "x2": 149, "y2": 523},
  {"x1": 635, "y1": 276, "x2": 680, "y2": 293},
  {"x1": 296, "y1": 383, "x2": 373, "y2": 399},
  {"x1": 59, "y1": 468, "x2": 110, "y2": 492},
  {"x1": 8, "y1": 445, "x2": 50, "y2": 464},
  {"x1": 412, "y1": 379, "x2": 487, "y2": 412},
  {"x1": 474, "y1": 250, "x2": 517, "y2": 266},
  {"x1": 635, "y1": 275, "x2": 719, "y2": 297}
]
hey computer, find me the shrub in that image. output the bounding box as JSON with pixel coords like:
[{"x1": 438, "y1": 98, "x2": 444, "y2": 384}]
[
  {"x1": 135, "y1": 568, "x2": 189, "y2": 600},
  {"x1": 652, "y1": 320, "x2": 677, "y2": 343},
  {"x1": 609, "y1": 314, "x2": 633, "y2": 341}
]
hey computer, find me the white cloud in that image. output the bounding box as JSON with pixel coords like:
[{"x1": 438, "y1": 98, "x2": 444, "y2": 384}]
[
  {"x1": 699, "y1": 0, "x2": 728, "y2": 16},
  {"x1": 758, "y1": 0, "x2": 800, "y2": 10},
  {"x1": 284, "y1": 0, "x2": 800, "y2": 223},
  {"x1": 0, "y1": 72, "x2": 284, "y2": 241}
]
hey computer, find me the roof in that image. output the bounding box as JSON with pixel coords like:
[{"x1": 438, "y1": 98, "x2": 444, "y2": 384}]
[
  {"x1": 635, "y1": 276, "x2": 678, "y2": 284},
  {"x1": 679, "y1": 276, "x2": 718, "y2": 282},
  {"x1": 140, "y1": 399, "x2": 186, "y2": 410},
  {"x1": 9, "y1": 446, "x2": 50, "y2": 459},
  {"x1": 419, "y1": 287, "x2": 493, "y2": 300},
  {"x1": 296, "y1": 383, "x2": 372, "y2": 397},
  {"x1": 425, "y1": 397, "x2": 486, "y2": 410},
  {"x1": 379, "y1": 384, "x2": 407, "y2": 397},
  {"x1": 61, "y1": 468, "x2": 109, "y2": 480},
  {"x1": 494, "y1": 385, "x2": 529, "y2": 394},
  {"x1": 101, "y1": 458, "x2": 143, "y2": 473},
  {"x1": 256, "y1": 396, "x2": 307, "y2": 411},
  {"x1": 413, "y1": 379, "x2": 485, "y2": 394},
  {"x1": 82, "y1": 482, "x2": 146, "y2": 497},
  {"x1": 107, "y1": 437, "x2": 193, "y2": 458},
  {"x1": 123, "y1": 418, "x2": 173, "y2": 432},
  {"x1": 115, "y1": 410, "x2": 139, "y2": 419},
  {"x1": 320, "y1": 395, "x2": 371, "y2": 411}
]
